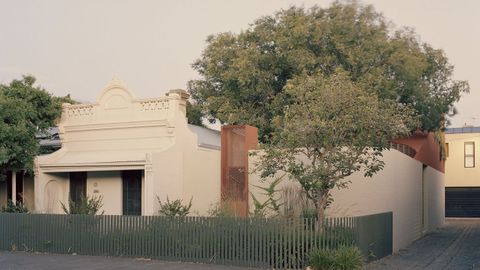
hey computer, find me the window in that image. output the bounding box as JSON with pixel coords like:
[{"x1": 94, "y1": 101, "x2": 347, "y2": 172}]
[{"x1": 465, "y1": 142, "x2": 475, "y2": 168}]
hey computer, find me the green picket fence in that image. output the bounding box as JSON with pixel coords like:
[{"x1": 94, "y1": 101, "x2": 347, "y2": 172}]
[{"x1": 0, "y1": 212, "x2": 392, "y2": 269}]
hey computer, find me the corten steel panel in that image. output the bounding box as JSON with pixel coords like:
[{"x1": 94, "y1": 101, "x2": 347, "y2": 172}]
[
  {"x1": 393, "y1": 131, "x2": 444, "y2": 173},
  {"x1": 221, "y1": 125, "x2": 258, "y2": 217}
]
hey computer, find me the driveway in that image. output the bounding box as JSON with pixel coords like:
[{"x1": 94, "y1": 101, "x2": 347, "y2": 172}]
[
  {"x1": 0, "y1": 251, "x2": 255, "y2": 270},
  {"x1": 368, "y1": 219, "x2": 480, "y2": 270}
]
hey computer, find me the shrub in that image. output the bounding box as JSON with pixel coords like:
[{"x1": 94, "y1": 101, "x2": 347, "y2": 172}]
[
  {"x1": 61, "y1": 195, "x2": 104, "y2": 215},
  {"x1": 334, "y1": 246, "x2": 365, "y2": 270},
  {"x1": 157, "y1": 196, "x2": 192, "y2": 217},
  {"x1": 1, "y1": 200, "x2": 29, "y2": 213},
  {"x1": 309, "y1": 246, "x2": 365, "y2": 270},
  {"x1": 309, "y1": 248, "x2": 336, "y2": 270},
  {"x1": 207, "y1": 200, "x2": 236, "y2": 217}
]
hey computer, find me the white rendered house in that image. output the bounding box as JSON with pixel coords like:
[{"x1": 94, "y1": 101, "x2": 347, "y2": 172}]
[{"x1": 34, "y1": 78, "x2": 221, "y2": 215}]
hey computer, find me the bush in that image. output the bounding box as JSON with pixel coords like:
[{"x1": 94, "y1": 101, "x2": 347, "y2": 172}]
[
  {"x1": 309, "y1": 246, "x2": 365, "y2": 270},
  {"x1": 61, "y1": 195, "x2": 104, "y2": 215},
  {"x1": 157, "y1": 196, "x2": 192, "y2": 217},
  {"x1": 207, "y1": 200, "x2": 236, "y2": 217},
  {"x1": 1, "y1": 200, "x2": 29, "y2": 213}
]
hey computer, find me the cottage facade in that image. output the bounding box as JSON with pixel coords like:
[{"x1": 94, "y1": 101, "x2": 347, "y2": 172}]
[{"x1": 34, "y1": 78, "x2": 221, "y2": 215}]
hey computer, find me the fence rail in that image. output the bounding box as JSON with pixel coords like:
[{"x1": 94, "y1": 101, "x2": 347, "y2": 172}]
[{"x1": 0, "y1": 212, "x2": 392, "y2": 269}]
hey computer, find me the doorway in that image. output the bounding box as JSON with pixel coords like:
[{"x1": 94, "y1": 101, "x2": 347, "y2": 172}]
[
  {"x1": 69, "y1": 172, "x2": 87, "y2": 206},
  {"x1": 122, "y1": 170, "x2": 142, "y2": 215}
]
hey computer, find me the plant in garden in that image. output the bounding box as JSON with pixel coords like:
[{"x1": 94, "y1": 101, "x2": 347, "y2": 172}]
[
  {"x1": 157, "y1": 196, "x2": 192, "y2": 217},
  {"x1": 1, "y1": 200, "x2": 29, "y2": 213},
  {"x1": 61, "y1": 195, "x2": 104, "y2": 215},
  {"x1": 309, "y1": 246, "x2": 365, "y2": 270},
  {"x1": 207, "y1": 199, "x2": 236, "y2": 217},
  {"x1": 255, "y1": 72, "x2": 417, "y2": 227},
  {"x1": 250, "y1": 173, "x2": 285, "y2": 217}
]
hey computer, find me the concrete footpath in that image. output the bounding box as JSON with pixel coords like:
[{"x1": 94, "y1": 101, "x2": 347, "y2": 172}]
[
  {"x1": 368, "y1": 218, "x2": 480, "y2": 270},
  {"x1": 0, "y1": 251, "x2": 256, "y2": 270}
]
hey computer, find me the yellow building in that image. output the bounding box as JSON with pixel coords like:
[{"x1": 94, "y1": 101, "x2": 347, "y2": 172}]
[{"x1": 445, "y1": 127, "x2": 480, "y2": 217}]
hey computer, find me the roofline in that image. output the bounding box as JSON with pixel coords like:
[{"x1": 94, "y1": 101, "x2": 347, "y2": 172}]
[{"x1": 445, "y1": 127, "x2": 480, "y2": 134}]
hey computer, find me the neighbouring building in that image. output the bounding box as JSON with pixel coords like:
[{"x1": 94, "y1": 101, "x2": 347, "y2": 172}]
[
  {"x1": 444, "y1": 126, "x2": 480, "y2": 217},
  {"x1": 0, "y1": 128, "x2": 60, "y2": 211},
  {"x1": 34, "y1": 78, "x2": 221, "y2": 215}
]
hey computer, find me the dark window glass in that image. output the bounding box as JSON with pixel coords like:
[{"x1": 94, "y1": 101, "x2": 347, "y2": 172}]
[
  {"x1": 15, "y1": 172, "x2": 23, "y2": 204},
  {"x1": 122, "y1": 170, "x2": 142, "y2": 216},
  {"x1": 69, "y1": 172, "x2": 87, "y2": 206}
]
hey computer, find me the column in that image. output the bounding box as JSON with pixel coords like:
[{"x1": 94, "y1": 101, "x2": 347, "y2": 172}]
[
  {"x1": 143, "y1": 165, "x2": 154, "y2": 216},
  {"x1": 11, "y1": 170, "x2": 16, "y2": 203}
]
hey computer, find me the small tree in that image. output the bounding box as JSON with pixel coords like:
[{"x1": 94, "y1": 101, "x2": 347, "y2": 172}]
[
  {"x1": 61, "y1": 195, "x2": 104, "y2": 215},
  {"x1": 250, "y1": 173, "x2": 285, "y2": 218},
  {"x1": 255, "y1": 71, "x2": 417, "y2": 228},
  {"x1": 0, "y1": 75, "x2": 75, "y2": 174}
]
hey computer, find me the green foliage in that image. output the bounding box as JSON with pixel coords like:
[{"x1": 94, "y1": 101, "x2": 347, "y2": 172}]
[
  {"x1": 157, "y1": 196, "x2": 192, "y2": 217},
  {"x1": 207, "y1": 200, "x2": 236, "y2": 217},
  {"x1": 309, "y1": 246, "x2": 365, "y2": 270},
  {"x1": 0, "y1": 75, "x2": 75, "y2": 173},
  {"x1": 186, "y1": 101, "x2": 205, "y2": 127},
  {"x1": 1, "y1": 200, "x2": 29, "y2": 213},
  {"x1": 189, "y1": 1, "x2": 468, "y2": 141},
  {"x1": 256, "y1": 71, "x2": 417, "y2": 222},
  {"x1": 61, "y1": 195, "x2": 104, "y2": 215},
  {"x1": 250, "y1": 173, "x2": 285, "y2": 217}
]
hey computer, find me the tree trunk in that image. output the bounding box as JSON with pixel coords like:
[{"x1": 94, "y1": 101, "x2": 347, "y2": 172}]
[{"x1": 316, "y1": 192, "x2": 329, "y2": 231}]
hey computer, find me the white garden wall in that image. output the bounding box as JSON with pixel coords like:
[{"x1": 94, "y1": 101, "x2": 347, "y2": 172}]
[{"x1": 249, "y1": 149, "x2": 445, "y2": 253}]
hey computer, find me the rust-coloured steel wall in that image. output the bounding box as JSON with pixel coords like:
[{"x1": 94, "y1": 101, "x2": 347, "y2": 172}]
[
  {"x1": 221, "y1": 125, "x2": 258, "y2": 217},
  {"x1": 393, "y1": 131, "x2": 445, "y2": 173}
]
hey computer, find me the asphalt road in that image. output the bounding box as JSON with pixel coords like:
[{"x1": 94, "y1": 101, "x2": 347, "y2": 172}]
[
  {"x1": 0, "y1": 252, "x2": 256, "y2": 270},
  {"x1": 368, "y1": 218, "x2": 480, "y2": 270}
]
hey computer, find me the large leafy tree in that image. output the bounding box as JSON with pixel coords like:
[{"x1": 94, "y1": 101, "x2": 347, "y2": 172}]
[
  {"x1": 188, "y1": 1, "x2": 468, "y2": 140},
  {"x1": 0, "y1": 75, "x2": 73, "y2": 174}
]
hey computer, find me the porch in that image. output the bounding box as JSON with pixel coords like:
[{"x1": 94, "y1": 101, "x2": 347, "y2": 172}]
[{"x1": 0, "y1": 171, "x2": 34, "y2": 211}]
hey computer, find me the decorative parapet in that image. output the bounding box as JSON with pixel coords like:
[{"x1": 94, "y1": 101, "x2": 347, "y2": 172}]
[
  {"x1": 60, "y1": 78, "x2": 188, "y2": 126},
  {"x1": 138, "y1": 98, "x2": 170, "y2": 112},
  {"x1": 64, "y1": 104, "x2": 95, "y2": 118}
]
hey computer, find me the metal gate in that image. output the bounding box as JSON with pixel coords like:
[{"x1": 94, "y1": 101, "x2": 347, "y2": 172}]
[{"x1": 446, "y1": 187, "x2": 480, "y2": 217}]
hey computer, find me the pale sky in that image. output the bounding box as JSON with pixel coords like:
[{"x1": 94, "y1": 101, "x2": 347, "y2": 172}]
[{"x1": 0, "y1": 0, "x2": 478, "y2": 127}]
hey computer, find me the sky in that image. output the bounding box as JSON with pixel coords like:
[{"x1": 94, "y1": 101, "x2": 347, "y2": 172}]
[{"x1": 0, "y1": 0, "x2": 479, "y2": 127}]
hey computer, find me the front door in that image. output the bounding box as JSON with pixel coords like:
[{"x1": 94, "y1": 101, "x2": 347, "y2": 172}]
[
  {"x1": 69, "y1": 172, "x2": 87, "y2": 206},
  {"x1": 122, "y1": 170, "x2": 142, "y2": 215}
]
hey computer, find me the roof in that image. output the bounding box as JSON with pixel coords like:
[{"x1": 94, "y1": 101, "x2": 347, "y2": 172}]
[
  {"x1": 38, "y1": 127, "x2": 61, "y2": 148},
  {"x1": 38, "y1": 125, "x2": 221, "y2": 151},
  {"x1": 392, "y1": 131, "x2": 444, "y2": 173},
  {"x1": 188, "y1": 124, "x2": 221, "y2": 149},
  {"x1": 445, "y1": 127, "x2": 480, "y2": 134}
]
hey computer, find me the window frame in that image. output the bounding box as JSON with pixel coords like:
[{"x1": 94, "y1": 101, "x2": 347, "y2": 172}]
[{"x1": 464, "y1": 141, "x2": 475, "y2": 168}]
